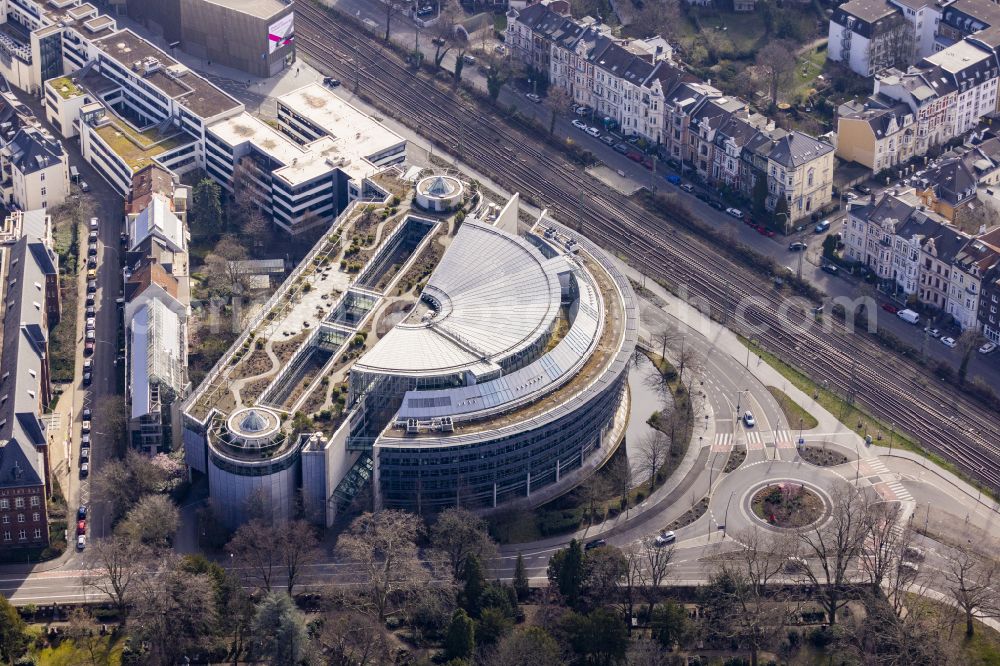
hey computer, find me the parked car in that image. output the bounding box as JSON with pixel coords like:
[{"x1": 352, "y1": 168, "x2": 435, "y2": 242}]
[
  {"x1": 785, "y1": 556, "x2": 808, "y2": 573},
  {"x1": 855, "y1": 184, "x2": 872, "y2": 195},
  {"x1": 77, "y1": 505, "x2": 87, "y2": 520},
  {"x1": 76, "y1": 534, "x2": 86, "y2": 550},
  {"x1": 680, "y1": 183, "x2": 694, "y2": 193},
  {"x1": 83, "y1": 408, "x2": 91, "y2": 421},
  {"x1": 788, "y1": 241, "x2": 807, "y2": 251},
  {"x1": 84, "y1": 340, "x2": 94, "y2": 355},
  {"x1": 80, "y1": 447, "x2": 90, "y2": 463},
  {"x1": 654, "y1": 531, "x2": 676, "y2": 546},
  {"x1": 743, "y1": 411, "x2": 756, "y2": 427},
  {"x1": 626, "y1": 151, "x2": 643, "y2": 163},
  {"x1": 979, "y1": 342, "x2": 997, "y2": 355},
  {"x1": 666, "y1": 174, "x2": 681, "y2": 185},
  {"x1": 898, "y1": 309, "x2": 920, "y2": 325},
  {"x1": 815, "y1": 219, "x2": 831, "y2": 233},
  {"x1": 77, "y1": 519, "x2": 86, "y2": 535},
  {"x1": 85, "y1": 329, "x2": 95, "y2": 342},
  {"x1": 600, "y1": 135, "x2": 615, "y2": 146},
  {"x1": 613, "y1": 142, "x2": 629, "y2": 154},
  {"x1": 584, "y1": 538, "x2": 608, "y2": 551},
  {"x1": 87, "y1": 268, "x2": 97, "y2": 280},
  {"x1": 85, "y1": 295, "x2": 95, "y2": 307},
  {"x1": 85, "y1": 305, "x2": 95, "y2": 317},
  {"x1": 87, "y1": 280, "x2": 97, "y2": 293},
  {"x1": 940, "y1": 336, "x2": 957, "y2": 348},
  {"x1": 82, "y1": 370, "x2": 92, "y2": 386},
  {"x1": 881, "y1": 303, "x2": 899, "y2": 314},
  {"x1": 585, "y1": 127, "x2": 601, "y2": 138},
  {"x1": 87, "y1": 245, "x2": 97, "y2": 256},
  {"x1": 925, "y1": 327, "x2": 941, "y2": 338},
  {"x1": 88, "y1": 230, "x2": 98, "y2": 242},
  {"x1": 525, "y1": 92, "x2": 540, "y2": 103},
  {"x1": 726, "y1": 207, "x2": 744, "y2": 219},
  {"x1": 80, "y1": 462, "x2": 89, "y2": 478},
  {"x1": 81, "y1": 420, "x2": 90, "y2": 434},
  {"x1": 903, "y1": 546, "x2": 926, "y2": 561},
  {"x1": 571, "y1": 119, "x2": 588, "y2": 131},
  {"x1": 80, "y1": 181, "x2": 90, "y2": 193},
  {"x1": 822, "y1": 264, "x2": 839, "y2": 275},
  {"x1": 710, "y1": 201, "x2": 725, "y2": 211},
  {"x1": 575, "y1": 106, "x2": 591, "y2": 116}
]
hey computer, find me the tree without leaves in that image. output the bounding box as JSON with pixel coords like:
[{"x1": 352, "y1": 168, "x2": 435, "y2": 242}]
[
  {"x1": 797, "y1": 485, "x2": 876, "y2": 625},
  {"x1": 942, "y1": 544, "x2": 1000, "y2": 637},
  {"x1": 640, "y1": 536, "x2": 675, "y2": 590},
  {"x1": 754, "y1": 41, "x2": 796, "y2": 106},
  {"x1": 91, "y1": 449, "x2": 169, "y2": 524},
  {"x1": 226, "y1": 519, "x2": 321, "y2": 595},
  {"x1": 546, "y1": 87, "x2": 572, "y2": 135},
  {"x1": 617, "y1": 543, "x2": 646, "y2": 629},
  {"x1": 484, "y1": 625, "x2": 562, "y2": 666},
  {"x1": 335, "y1": 509, "x2": 430, "y2": 623},
  {"x1": 957, "y1": 329, "x2": 984, "y2": 386},
  {"x1": 94, "y1": 394, "x2": 128, "y2": 458},
  {"x1": 856, "y1": 501, "x2": 911, "y2": 608},
  {"x1": 383, "y1": 0, "x2": 408, "y2": 43},
  {"x1": 65, "y1": 608, "x2": 109, "y2": 666},
  {"x1": 486, "y1": 53, "x2": 512, "y2": 102},
  {"x1": 81, "y1": 535, "x2": 152, "y2": 624},
  {"x1": 639, "y1": 431, "x2": 670, "y2": 492},
  {"x1": 837, "y1": 593, "x2": 955, "y2": 665},
  {"x1": 116, "y1": 493, "x2": 179, "y2": 551},
  {"x1": 315, "y1": 609, "x2": 391, "y2": 666},
  {"x1": 128, "y1": 557, "x2": 219, "y2": 666},
  {"x1": 580, "y1": 472, "x2": 609, "y2": 525},
  {"x1": 430, "y1": 506, "x2": 498, "y2": 579},
  {"x1": 430, "y1": 5, "x2": 460, "y2": 70},
  {"x1": 581, "y1": 545, "x2": 627, "y2": 611},
  {"x1": 708, "y1": 527, "x2": 800, "y2": 666}
]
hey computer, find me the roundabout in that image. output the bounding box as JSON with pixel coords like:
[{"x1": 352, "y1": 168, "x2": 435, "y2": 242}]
[
  {"x1": 749, "y1": 481, "x2": 826, "y2": 529},
  {"x1": 708, "y1": 459, "x2": 855, "y2": 538}
]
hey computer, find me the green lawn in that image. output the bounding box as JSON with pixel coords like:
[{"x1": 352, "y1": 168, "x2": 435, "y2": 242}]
[
  {"x1": 766, "y1": 386, "x2": 819, "y2": 430},
  {"x1": 790, "y1": 45, "x2": 828, "y2": 103}
]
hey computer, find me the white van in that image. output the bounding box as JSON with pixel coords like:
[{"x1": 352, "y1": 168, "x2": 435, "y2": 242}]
[{"x1": 897, "y1": 309, "x2": 920, "y2": 325}]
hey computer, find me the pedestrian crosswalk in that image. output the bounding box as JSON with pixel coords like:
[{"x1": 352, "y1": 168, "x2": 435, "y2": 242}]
[{"x1": 711, "y1": 429, "x2": 794, "y2": 452}]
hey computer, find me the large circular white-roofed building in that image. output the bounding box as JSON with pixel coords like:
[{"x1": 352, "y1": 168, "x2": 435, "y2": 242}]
[{"x1": 348, "y1": 216, "x2": 637, "y2": 512}]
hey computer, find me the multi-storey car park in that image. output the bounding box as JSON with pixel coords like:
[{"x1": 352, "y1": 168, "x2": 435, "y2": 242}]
[{"x1": 181, "y1": 177, "x2": 637, "y2": 529}]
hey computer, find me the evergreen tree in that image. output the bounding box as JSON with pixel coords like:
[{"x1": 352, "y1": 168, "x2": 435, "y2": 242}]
[
  {"x1": 191, "y1": 178, "x2": 223, "y2": 238},
  {"x1": 445, "y1": 608, "x2": 476, "y2": 660},
  {"x1": 651, "y1": 600, "x2": 691, "y2": 648},
  {"x1": 461, "y1": 553, "x2": 486, "y2": 616},
  {"x1": 0, "y1": 596, "x2": 27, "y2": 664},
  {"x1": 513, "y1": 552, "x2": 529, "y2": 601},
  {"x1": 547, "y1": 539, "x2": 584, "y2": 607}
]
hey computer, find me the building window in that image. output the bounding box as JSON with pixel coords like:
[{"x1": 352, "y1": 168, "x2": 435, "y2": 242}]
[
  {"x1": 18, "y1": 530, "x2": 25, "y2": 540},
  {"x1": 29, "y1": 496, "x2": 38, "y2": 507},
  {"x1": 17, "y1": 514, "x2": 24, "y2": 523},
  {"x1": 2, "y1": 531, "x2": 8, "y2": 541},
  {"x1": 31, "y1": 512, "x2": 39, "y2": 522},
  {"x1": 40, "y1": 173, "x2": 44, "y2": 181},
  {"x1": 0, "y1": 499, "x2": 7, "y2": 509},
  {"x1": 40, "y1": 187, "x2": 46, "y2": 196},
  {"x1": 14, "y1": 498, "x2": 23, "y2": 508},
  {"x1": 1, "y1": 516, "x2": 7, "y2": 524},
  {"x1": 33, "y1": 529, "x2": 41, "y2": 539}
]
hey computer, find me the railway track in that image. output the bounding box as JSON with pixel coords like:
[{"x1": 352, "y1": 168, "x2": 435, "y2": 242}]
[{"x1": 296, "y1": 2, "x2": 1000, "y2": 489}]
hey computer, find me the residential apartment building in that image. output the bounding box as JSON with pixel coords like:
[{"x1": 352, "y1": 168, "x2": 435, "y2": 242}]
[
  {"x1": 836, "y1": 99, "x2": 917, "y2": 171},
  {"x1": 509, "y1": 2, "x2": 677, "y2": 145},
  {"x1": 874, "y1": 66, "x2": 958, "y2": 155},
  {"x1": 948, "y1": 228, "x2": 1000, "y2": 329},
  {"x1": 828, "y1": 0, "x2": 915, "y2": 77},
  {"x1": 921, "y1": 40, "x2": 999, "y2": 137},
  {"x1": 0, "y1": 126, "x2": 69, "y2": 211},
  {"x1": 979, "y1": 262, "x2": 1000, "y2": 342},
  {"x1": 0, "y1": 209, "x2": 59, "y2": 552},
  {"x1": 122, "y1": 166, "x2": 191, "y2": 454}
]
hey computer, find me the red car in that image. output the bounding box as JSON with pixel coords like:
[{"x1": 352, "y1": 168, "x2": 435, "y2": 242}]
[
  {"x1": 756, "y1": 225, "x2": 768, "y2": 235},
  {"x1": 84, "y1": 340, "x2": 94, "y2": 355},
  {"x1": 641, "y1": 157, "x2": 654, "y2": 170},
  {"x1": 77, "y1": 519, "x2": 86, "y2": 534},
  {"x1": 881, "y1": 303, "x2": 899, "y2": 314},
  {"x1": 626, "y1": 151, "x2": 643, "y2": 162}
]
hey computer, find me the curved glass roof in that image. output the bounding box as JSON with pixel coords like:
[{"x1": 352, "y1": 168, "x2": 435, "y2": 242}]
[{"x1": 354, "y1": 221, "x2": 563, "y2": 377}]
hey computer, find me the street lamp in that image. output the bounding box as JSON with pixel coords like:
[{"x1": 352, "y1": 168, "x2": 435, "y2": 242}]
[
  {"x1": 723, "y1": 490, "x2": 736, "y2": 537},
  {"x1": 736, "y1": 388, "x2": 750, "y2": 416}
]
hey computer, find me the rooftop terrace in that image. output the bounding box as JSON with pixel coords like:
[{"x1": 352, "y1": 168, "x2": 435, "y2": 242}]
[{"x1": 93, "y1": 118, "x2": 193, "y2": 170}]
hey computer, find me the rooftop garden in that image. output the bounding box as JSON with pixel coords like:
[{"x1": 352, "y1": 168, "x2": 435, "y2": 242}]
[
  {"x1": 49, "y1": 76, "x2": 82, "y2": 100},
  {"x1": 94, "y1": 120, "x2": 189, "y2": 170}
]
